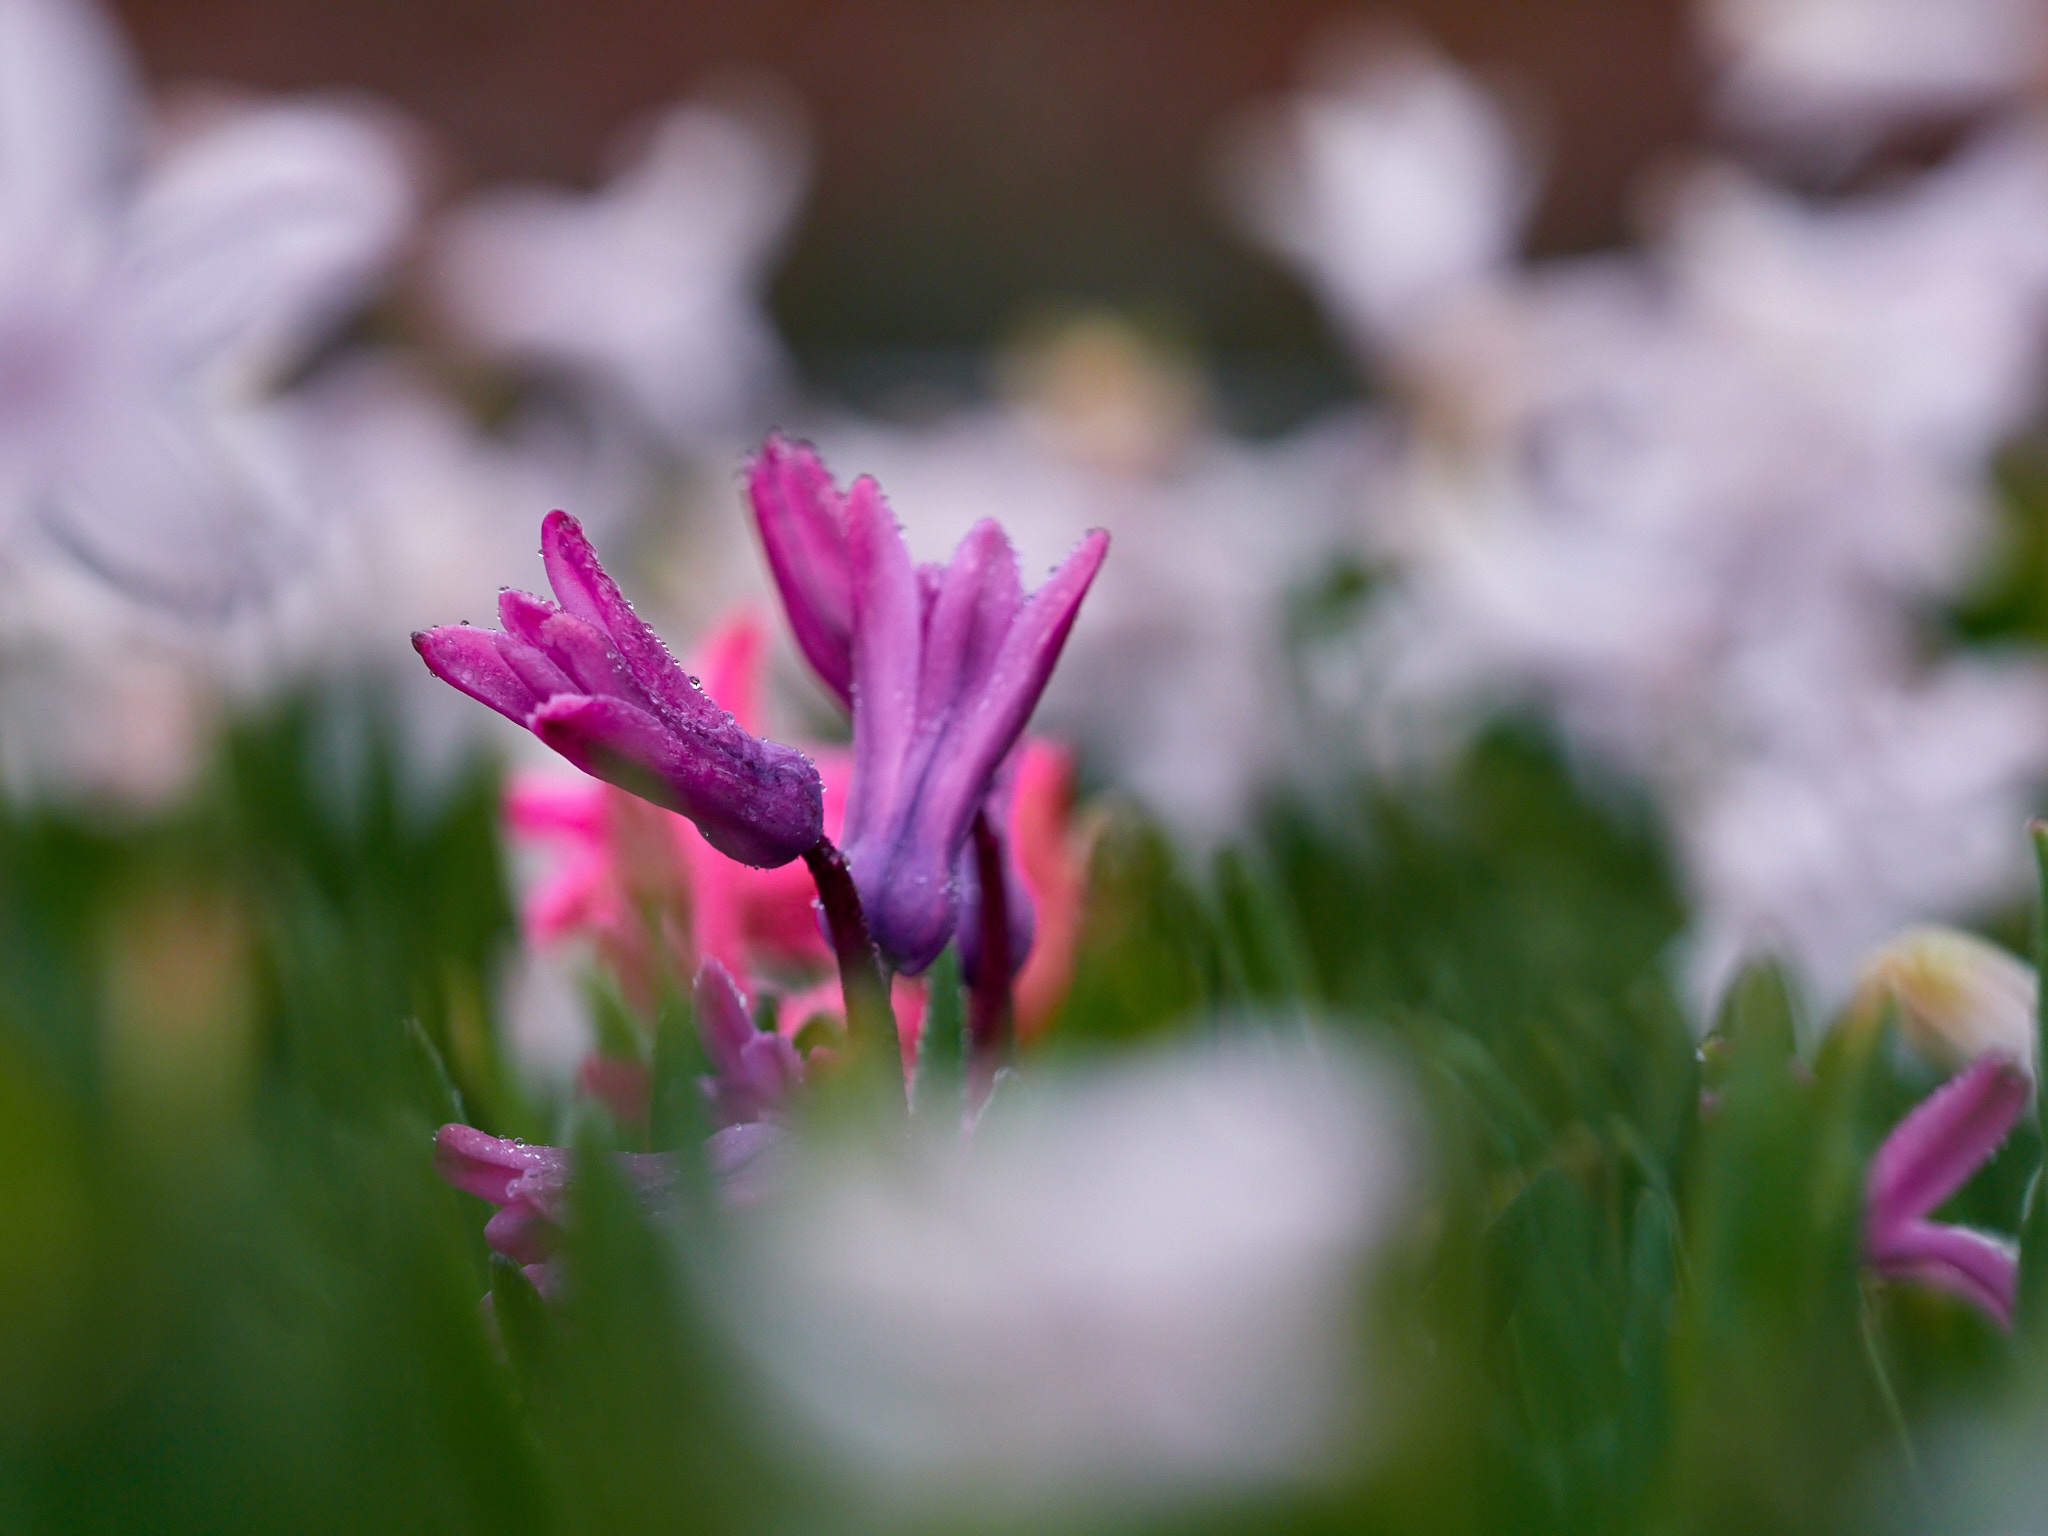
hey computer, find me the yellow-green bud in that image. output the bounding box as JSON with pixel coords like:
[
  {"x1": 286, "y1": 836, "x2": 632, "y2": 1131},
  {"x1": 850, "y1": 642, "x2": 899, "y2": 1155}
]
[{"x1": 1853, "y1": 926, "x2": 2037, "y2": 1076}]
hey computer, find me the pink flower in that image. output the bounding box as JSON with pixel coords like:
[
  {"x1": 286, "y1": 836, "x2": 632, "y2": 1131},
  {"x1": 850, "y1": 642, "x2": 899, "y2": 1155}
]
[
  {"x1": 506, "y1": 610, "x2": 843, "y2": 1009},
  {"x1": 415, "y1": 510, "x2": 822, "y2": 868},
  {"x1": 1864, "y1": 1053, "x2": 2032, "y2": 1327},
  {"x1": 1008, "y1": 740, "x2": 1094, "y2": 1046},
  {"x1": 436, "y1": 1115, "x2": 786, "y2": 1291}
]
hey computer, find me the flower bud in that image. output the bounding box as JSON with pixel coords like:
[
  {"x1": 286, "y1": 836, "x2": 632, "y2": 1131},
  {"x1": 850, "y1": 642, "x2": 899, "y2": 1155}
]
[{"x1": 1853, "y1": 926, "x2": 2037, "y2": 1075}]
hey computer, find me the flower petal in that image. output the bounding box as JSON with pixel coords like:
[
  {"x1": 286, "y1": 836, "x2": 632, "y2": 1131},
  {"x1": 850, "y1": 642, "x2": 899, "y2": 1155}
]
[
  {"x1": 531, "y1": 694, "x2": 822, "y2": 867},
  {"x1": 1867, "y1": 1054, "x2": 2031, "y2": 1237},
  {"x1": 412, "y1": 626, "x2": 551, "y2": 724},
  {"x1": 842, "y1": 474, "x2": 926, "y2": 860},
  {"x1": 694, "y1": 958, "x2": 756, "y2": 1080},
  {"x1": 749, "y1": 434, "x2": 855, "y2": 707},
  {"x1": 540, "y1": 509, "x2": 718, "y2": 732},
  {"x1": 914, "y1": 529, "x2": 1109, "y2": 855},
  {"x1": 434, "y1": 1124, "x2": 569, "y2": 1207},
  {"x1": 1870, "y1": 1219, "x2": 2019, "y2": 1328}
]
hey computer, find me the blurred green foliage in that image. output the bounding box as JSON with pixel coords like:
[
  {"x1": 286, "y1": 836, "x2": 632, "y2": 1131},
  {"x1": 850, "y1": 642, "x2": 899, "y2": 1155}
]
[{"x1": 0, "y1": 686, "x2": 2038, "y2": 1535}]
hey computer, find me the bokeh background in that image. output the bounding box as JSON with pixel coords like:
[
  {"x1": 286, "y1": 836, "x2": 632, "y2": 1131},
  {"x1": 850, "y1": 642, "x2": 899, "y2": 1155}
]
[
  {"x1": 112, "y1": 0, "x2": 1698, "y2": 370},
  {"x1": 11, "y1": 0, "x2": 2048, "y2": 1531}
]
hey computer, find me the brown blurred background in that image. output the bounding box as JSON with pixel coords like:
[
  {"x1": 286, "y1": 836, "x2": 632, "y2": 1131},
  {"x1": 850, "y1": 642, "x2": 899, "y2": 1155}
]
[{"x1": 112, "y1": 0, "x2": 1700, "y2": 366}]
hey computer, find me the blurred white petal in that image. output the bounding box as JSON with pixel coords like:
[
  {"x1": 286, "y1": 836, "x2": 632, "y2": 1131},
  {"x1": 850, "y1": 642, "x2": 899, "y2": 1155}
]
[
  {"x1": 116, "y1": 99, "x2": 419, "y2": 388},
  {"x1": 427, "y1": 92, "x2": 805, "y2": 446},
  {"x1": 0, "y1": 0, "x2": 135, "y2": 237},
  {"x1": 1222, "y1": 34, "x2": 1533, "y2": 353},
  {"x1": 1704, "y1": 0, "x2": 2048, "y2": 149},
  {"x1": 724, "y1": 1033, "x2": 1412, "y2": 1514}
]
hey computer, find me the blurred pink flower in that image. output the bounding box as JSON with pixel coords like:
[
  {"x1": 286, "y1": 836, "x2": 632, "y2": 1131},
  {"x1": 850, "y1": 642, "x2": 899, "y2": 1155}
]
[
  {"x1": 1007, "y1": 739, "x2": 1094, "y2": 1047},
  {"x1": 1864, "y1": 1053, "x2": 2031, "y2": 1326},
  {"x1": 505, "y1": 608, "x2": 845, "y2": 1012},
  {"x1": 437, "y1": 1117, "x2": 787, "y2": 1291}
]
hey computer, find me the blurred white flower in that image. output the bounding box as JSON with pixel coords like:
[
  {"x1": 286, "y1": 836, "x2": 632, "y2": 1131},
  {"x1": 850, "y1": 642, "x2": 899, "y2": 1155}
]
[
  {"x1": 723, "y1": 1033, "x2": 1412, "y2": 1516},
  {"x1": 250, "y1": 355, "x2": 641, "y2": 801},
  {"x1": 424, "y1": 90, "x2": 806, "y2": 450},
  {"x1": 0, "y1": 0, "x2": 418, "y2": 613},
  {"x1": 1221, "y1": 32, "x2": 1534, "y2": 354},
  {"x1": 1702, "y1": 0, "x2": 2048, "y2": 153},
  {"x1": 1678, "y1": 658, "x2": 2048, "y2": 1009},
  {"x1": 1241, "y1": 33, "x2": 2048, "y2": 1013}
]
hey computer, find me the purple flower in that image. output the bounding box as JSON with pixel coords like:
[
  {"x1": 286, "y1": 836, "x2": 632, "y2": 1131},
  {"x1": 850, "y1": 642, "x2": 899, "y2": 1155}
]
[
  {"x1": 746, "y1": 436, "x2": 1107, "y2": 974},
  {"x1": 414, "y1": 509, "x2": 823, "y2": 867},
  {"x1": 695, "y1": 958, "x2": 804, "y2": 1127},
  {"x1": 435, "y1": 1123, "x2": 681, "y2": 1296},
  {"x1": 436, "y1": 1119, "x2": 781, "y2": 1291},
  {"x1": 1864, "y1": 1053, "x2": 2032, "y2": 1327},
  {"x1": 846, "y1": 494, "x2": 1105, "y2": 976},
  {"x1": 748, "y1": 433, "x2": 855, "y2": 709}
]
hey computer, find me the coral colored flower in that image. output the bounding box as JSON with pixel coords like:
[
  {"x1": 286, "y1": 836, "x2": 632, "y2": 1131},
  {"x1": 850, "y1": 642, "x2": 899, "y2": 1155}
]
[
  {"x1": 1008, "y1": 740, "x2": 1095, "y2": 1045},
  {"x1": 504, "y1": 611, "x2": 842, "y2": 1011},
  {"x1": 840, "y1": 481, "x2": 1106, "y2": 975},
  {"x1": 955, "y1": 739, "x2": 1096, "y2": 1043},
  {"x1": 1864, "y1": 1053, "x2": 2032, "y2": 1327},
  {"x1": 414, "y1": 509, "x2": 822, "y2": 867}
]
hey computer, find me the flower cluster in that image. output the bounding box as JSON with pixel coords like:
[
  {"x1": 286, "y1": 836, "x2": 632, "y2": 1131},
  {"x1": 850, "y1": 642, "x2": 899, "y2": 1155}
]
[{"x1": 418, "y1": 436, "x2": 1106, "y2": 1258}]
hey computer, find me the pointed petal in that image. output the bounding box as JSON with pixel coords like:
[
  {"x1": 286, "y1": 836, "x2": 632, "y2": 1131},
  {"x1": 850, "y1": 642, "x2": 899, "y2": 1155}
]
[
  {"x1": 534, "y1": 608, "x2": 649, "y2": 706},
  {"x1": 540, "y1": 509, "x2": 717, "y2": 731},
  {"x1": 841, "y1": 475, "x2": 925, "y2": 855},
  {"x1": 1871, "y1": 1219, "x2": 2019, "y2": 1328},
  {"x1": 915, "y1": 529, "x2": 1109, "y2": 855},
  {"x1": 434, "y1": 1124, "x2": 569, "y2": 1207},
  {"x1": 497, "y1": 586, "x2": 559, "y2": 647},
  {"x1": 915, "y1": 520, "x2": 1023, "y2": 733},
  {"x1": 749, "y1": 434, "x2": 856, "y2": 707},
  {"x1": 737, "y1": 1029, "x2": 805, "y2": 1106},
  {"x1": 1867, "y1": 1055, "x2": 2031, "y2": 1236},
  {"x1": 413, "y1": 626, "x2": 549, "y2": 724},
  {"x1": 483, "y1": 1205, "x2": 557, "y2": 1266},
  {"x1": 693, "y1": 958, "x2": 755, "y2": 1079}
]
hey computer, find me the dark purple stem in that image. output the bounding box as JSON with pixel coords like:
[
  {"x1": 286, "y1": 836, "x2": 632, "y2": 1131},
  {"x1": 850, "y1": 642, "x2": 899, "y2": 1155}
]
[
  {"x1": 802, "y1": 837, "x2": 901, "y2": 1101},
  {"x1": 967, "y1": 810, "x2": 1014, "y2": 1108}
]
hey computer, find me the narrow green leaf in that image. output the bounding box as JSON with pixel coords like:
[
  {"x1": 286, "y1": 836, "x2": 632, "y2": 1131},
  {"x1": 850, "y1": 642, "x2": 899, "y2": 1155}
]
[
  {"x1": 916, "y1": 944, "x2": 965, "y2": 1124},
  {"x1": 647, "y1": 992, "x2": 703, "y2": 1154},
  {"x1": 489, "y1": 1253, "x2": 551, "y2": 1385},
  {"x1": 403, "y1": 1015, "x2": 468, "y2": 1128}
]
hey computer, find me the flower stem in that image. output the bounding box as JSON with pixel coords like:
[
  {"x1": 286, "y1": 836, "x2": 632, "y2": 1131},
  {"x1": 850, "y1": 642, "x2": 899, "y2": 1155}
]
[
  {"x1": 1859, "y1": 1289, "x2": 1924, "y2": 1504},
  {"x1": 967, "y1": 810, "x2": 1014, "y2": 1110},
  {"x1": 802, "y1": 838, "x2": 901, "y2": 1103}
]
